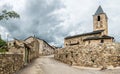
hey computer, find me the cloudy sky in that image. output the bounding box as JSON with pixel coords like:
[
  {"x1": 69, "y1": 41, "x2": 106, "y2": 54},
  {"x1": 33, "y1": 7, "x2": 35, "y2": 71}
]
[{"x1": 0, "y1": 0, "x2": 120, "y2": 46}]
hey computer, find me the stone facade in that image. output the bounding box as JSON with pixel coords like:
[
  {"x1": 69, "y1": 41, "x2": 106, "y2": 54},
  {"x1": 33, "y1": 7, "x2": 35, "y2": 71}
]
[
  {"x1": 0, "y1": 53, "x2": 23, "y2": 74},
  {"x1": 24, "y1": 36, "x2": 55, "y2": 55},
  {"x1": 64, "y1": 6, "x2": 114, "y2": 47},
  {"x1": 93, "y1": 13, "x2": 108, "y2": 35},
  {"x1": 84, "y1": 38, "x2": 113, "y2": 45},
  {"x1": 24, "y1": 36, "x2": 39, "y2": 62},
  {"x1": 37, "y1": 38, "x2": 55, "y2": 56},
  {"x1": 8, "y1": 38, "x2": 39, "y2": 64},
  {"x1": 55, "y1": 43, "x2": 120, "y2": 68},
  {"x1": 24, "y1": 36, "x2": 54, "y2": 56},
  {"x1": 8, "y1": 36, "x2": 54, "y2": 61},
  {"x1": 2, "y1": 36, "x2": 54, "y2": 74},
  {"x1": 8, "y1": 39, "x2": 25, "y2": 54}
]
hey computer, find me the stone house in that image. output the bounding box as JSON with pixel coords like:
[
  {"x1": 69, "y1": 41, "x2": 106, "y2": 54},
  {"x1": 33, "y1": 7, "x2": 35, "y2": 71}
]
[
  {"x1": 8, "y1": 37, "x2": 39, "y2": 64},
  {"x1": 24, "y1": 36, "x2": 55, "y2": 55},
  {"x1": 37, "y1": 38, "x2": 55, "y2": 55},
  {"x1": 8, "y1": 36, "x2": 55, "y2": 64},
  {"x1": 24, "y1": 36, "x2": 39, "y2": 59},
  {"x1": 8, "y1": 39, "x2": 25, "y2": 54},
  {"x1": 8, "y1": 39, "x2": 27, "y2": 63},
  {"x1": 64, "y1": 6, "x2": 114, "y2": 47}
]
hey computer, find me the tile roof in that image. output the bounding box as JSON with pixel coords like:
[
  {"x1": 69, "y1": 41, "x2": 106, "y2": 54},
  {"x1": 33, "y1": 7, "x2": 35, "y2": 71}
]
[
  {"x1": 95, "y1": 5, "x2": 104, "y2": 15},
  {"x1": 83, "y1": 35, "x2": 114, "y2": 41},
  {"x1": 65, "y1": 30, "x2": 104, "y2": 39}
]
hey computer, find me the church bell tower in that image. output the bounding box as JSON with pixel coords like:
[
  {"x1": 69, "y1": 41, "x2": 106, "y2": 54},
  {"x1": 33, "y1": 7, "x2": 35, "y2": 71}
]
[{"x1": 93, "y1": 6, "x2": 108, "y2": 35}]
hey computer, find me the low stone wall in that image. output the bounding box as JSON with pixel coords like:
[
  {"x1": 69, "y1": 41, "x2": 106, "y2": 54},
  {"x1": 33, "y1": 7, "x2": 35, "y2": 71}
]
[
  {"x1": 0, "y1": 53, "x2": 24, "y2": 74},
  {"x1": 54, "y1": 43, "x2": 120, "y2": 68}
]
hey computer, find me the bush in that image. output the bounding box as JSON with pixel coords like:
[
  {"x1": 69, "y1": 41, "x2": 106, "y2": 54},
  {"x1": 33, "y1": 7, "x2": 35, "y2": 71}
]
[
  {"x1": 0, "y1": 39, "x2": 6, "y2": 47},
  {"x1": 0, "y1": 39, "x2": 7, "y2": 52}
]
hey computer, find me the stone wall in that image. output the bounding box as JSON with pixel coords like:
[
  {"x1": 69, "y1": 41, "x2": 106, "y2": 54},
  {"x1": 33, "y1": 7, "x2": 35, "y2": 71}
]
[
  {"x1": 8, "y1": 38, "x2": 40, "y2": 64},
  {"x1": 84, "y1": 39, "x2": 113, "y2": 45},
  {"x1": 64, "y1": 34, "x2": 101, "y2": 47},
  {"x1": 0, "y1": 53, "x2": 23, "y2": 74},
  {"x1": 42, "y1": 42, "x2": 54, "y2": 56},
  {"x1": 54, "y1": 43, "x2": 120, "y2": 68},
  {"x1": 37, "y1": 39, "x2": 55, "y2": 56}
]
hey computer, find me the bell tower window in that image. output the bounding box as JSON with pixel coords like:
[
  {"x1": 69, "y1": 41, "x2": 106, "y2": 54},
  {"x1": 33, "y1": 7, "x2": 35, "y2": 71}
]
[{"x1": 97, "y1": 16, "x2": 100, "y2": 21}]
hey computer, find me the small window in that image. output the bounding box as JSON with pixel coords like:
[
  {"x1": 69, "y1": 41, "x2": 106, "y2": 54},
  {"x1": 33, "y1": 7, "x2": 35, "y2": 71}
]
[
  {"x1": 89, "y1": 41, "x2": 91, "y2": 44},
  {"x1": 14, "y1": 42, "x2": 16, "y2": 45},
  {"x1": 97, "y1": 16, "x2": 100, "y2": 21},
  {"x1": 101, "y1": 39, "x2": 104, "y2": 43},
  {"x1": 66, "y1": 54, "x2": 68, "y2": 58}
]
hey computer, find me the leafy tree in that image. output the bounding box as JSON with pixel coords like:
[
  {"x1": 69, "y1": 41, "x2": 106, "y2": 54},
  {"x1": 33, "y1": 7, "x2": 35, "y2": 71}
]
[
  {"x1": 0, "y1": 10, "x2": 20, "y2": 20},
  {"x1": 0, "y1": 38, "x2": 6, "y2": 47},
  {"x1": 0, "y1": 10, "x2": 20, "y2": 52},
  {"x1": 0, "y1": 38, "x2": 7, "y2": 52}
]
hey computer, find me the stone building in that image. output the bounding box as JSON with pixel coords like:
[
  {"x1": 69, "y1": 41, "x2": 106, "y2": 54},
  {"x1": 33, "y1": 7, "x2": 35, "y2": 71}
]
[
  {"x1": 8, "y1": 39, "x2": 27, "y2": 63},
  {"x1": 8, "y1": 37, "x2": 40, "y2": 64},
  {"x1": 37, "y1": 38, "x2": 55, "y2": 55},
  {"x1": 24, "y1": 36, "x2": 54, "y2": 55},
  {"x1": 8, "y1": 36, "x2": 54, "y2": 57},
  {"x1": 64, "y1": 6, "x2": 114, "y2": 47},
  {"x1": 24, "y1": 36, "x2": 39, "y2": 63},
  {"x1": 8, "y1": 39, "x2": 25, "y2": 54}
]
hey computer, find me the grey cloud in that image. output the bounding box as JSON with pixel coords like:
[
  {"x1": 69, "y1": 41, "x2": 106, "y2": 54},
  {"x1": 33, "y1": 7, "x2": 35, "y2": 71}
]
[
  {"x1": 0, "y1": 4, "x2": 13, "y2": 11},
  {"x1": 0, "y1": 0, "x2": 120, "y2": 47},
  {"x1": 0, "y1": 0, "x2": 66, "y2": 46}
]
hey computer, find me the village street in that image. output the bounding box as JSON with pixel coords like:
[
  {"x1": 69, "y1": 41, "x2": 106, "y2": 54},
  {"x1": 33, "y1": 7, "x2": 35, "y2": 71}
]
[{"x1": 16, "y1": 55, "x2": 120, "y2": 74}]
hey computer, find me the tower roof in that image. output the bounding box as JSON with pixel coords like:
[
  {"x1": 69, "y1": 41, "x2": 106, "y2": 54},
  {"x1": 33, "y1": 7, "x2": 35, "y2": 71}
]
[{"x1": 95, "y1": 5, "x2": 104, "y2": 15}]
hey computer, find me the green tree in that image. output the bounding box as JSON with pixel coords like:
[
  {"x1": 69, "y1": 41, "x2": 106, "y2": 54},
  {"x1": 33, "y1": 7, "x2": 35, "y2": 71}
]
[
  {"x1": 0, "y1": 38, "x2": 7, "y2": 52},
  {"x1": 0, "y1": 38, "x2": 6, "y2": 47},
  {"x1": 0, "y1": 10, "x2": 20, "y2": 52},
  {"x1": 0, "y1": 10, "x2": 20, "y2": 20}
]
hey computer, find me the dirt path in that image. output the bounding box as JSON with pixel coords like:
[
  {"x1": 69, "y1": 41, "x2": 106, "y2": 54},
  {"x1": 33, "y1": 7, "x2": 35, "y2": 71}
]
[{"x1": 16, "y1": 55, "x2": 120, "y2": 74}]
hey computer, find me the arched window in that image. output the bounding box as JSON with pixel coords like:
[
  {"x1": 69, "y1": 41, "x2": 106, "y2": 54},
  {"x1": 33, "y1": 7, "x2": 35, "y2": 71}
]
[{"x1": 97, "y1": 16, "x2": 100, "y2": 21}]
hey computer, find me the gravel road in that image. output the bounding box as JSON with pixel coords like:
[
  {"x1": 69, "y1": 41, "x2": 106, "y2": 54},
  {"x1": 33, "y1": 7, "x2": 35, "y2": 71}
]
[{"x1": 16, "y1": 55, "x2": 120, "y2": 74}]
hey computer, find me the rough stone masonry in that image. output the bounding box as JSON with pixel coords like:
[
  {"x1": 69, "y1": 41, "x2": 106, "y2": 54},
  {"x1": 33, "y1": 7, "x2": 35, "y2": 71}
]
[
  {"x1": 54, "y1": 43, "x2": 120, "y2": 69},
  {"x1": 0, "y1": 53, "x2": 23, "y2": 74}
]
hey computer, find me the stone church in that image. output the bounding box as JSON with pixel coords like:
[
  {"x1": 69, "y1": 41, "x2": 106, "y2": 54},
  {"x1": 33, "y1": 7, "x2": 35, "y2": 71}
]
[{"x1": 64, "y1": 6, "x2": 114, "y2": 47}]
